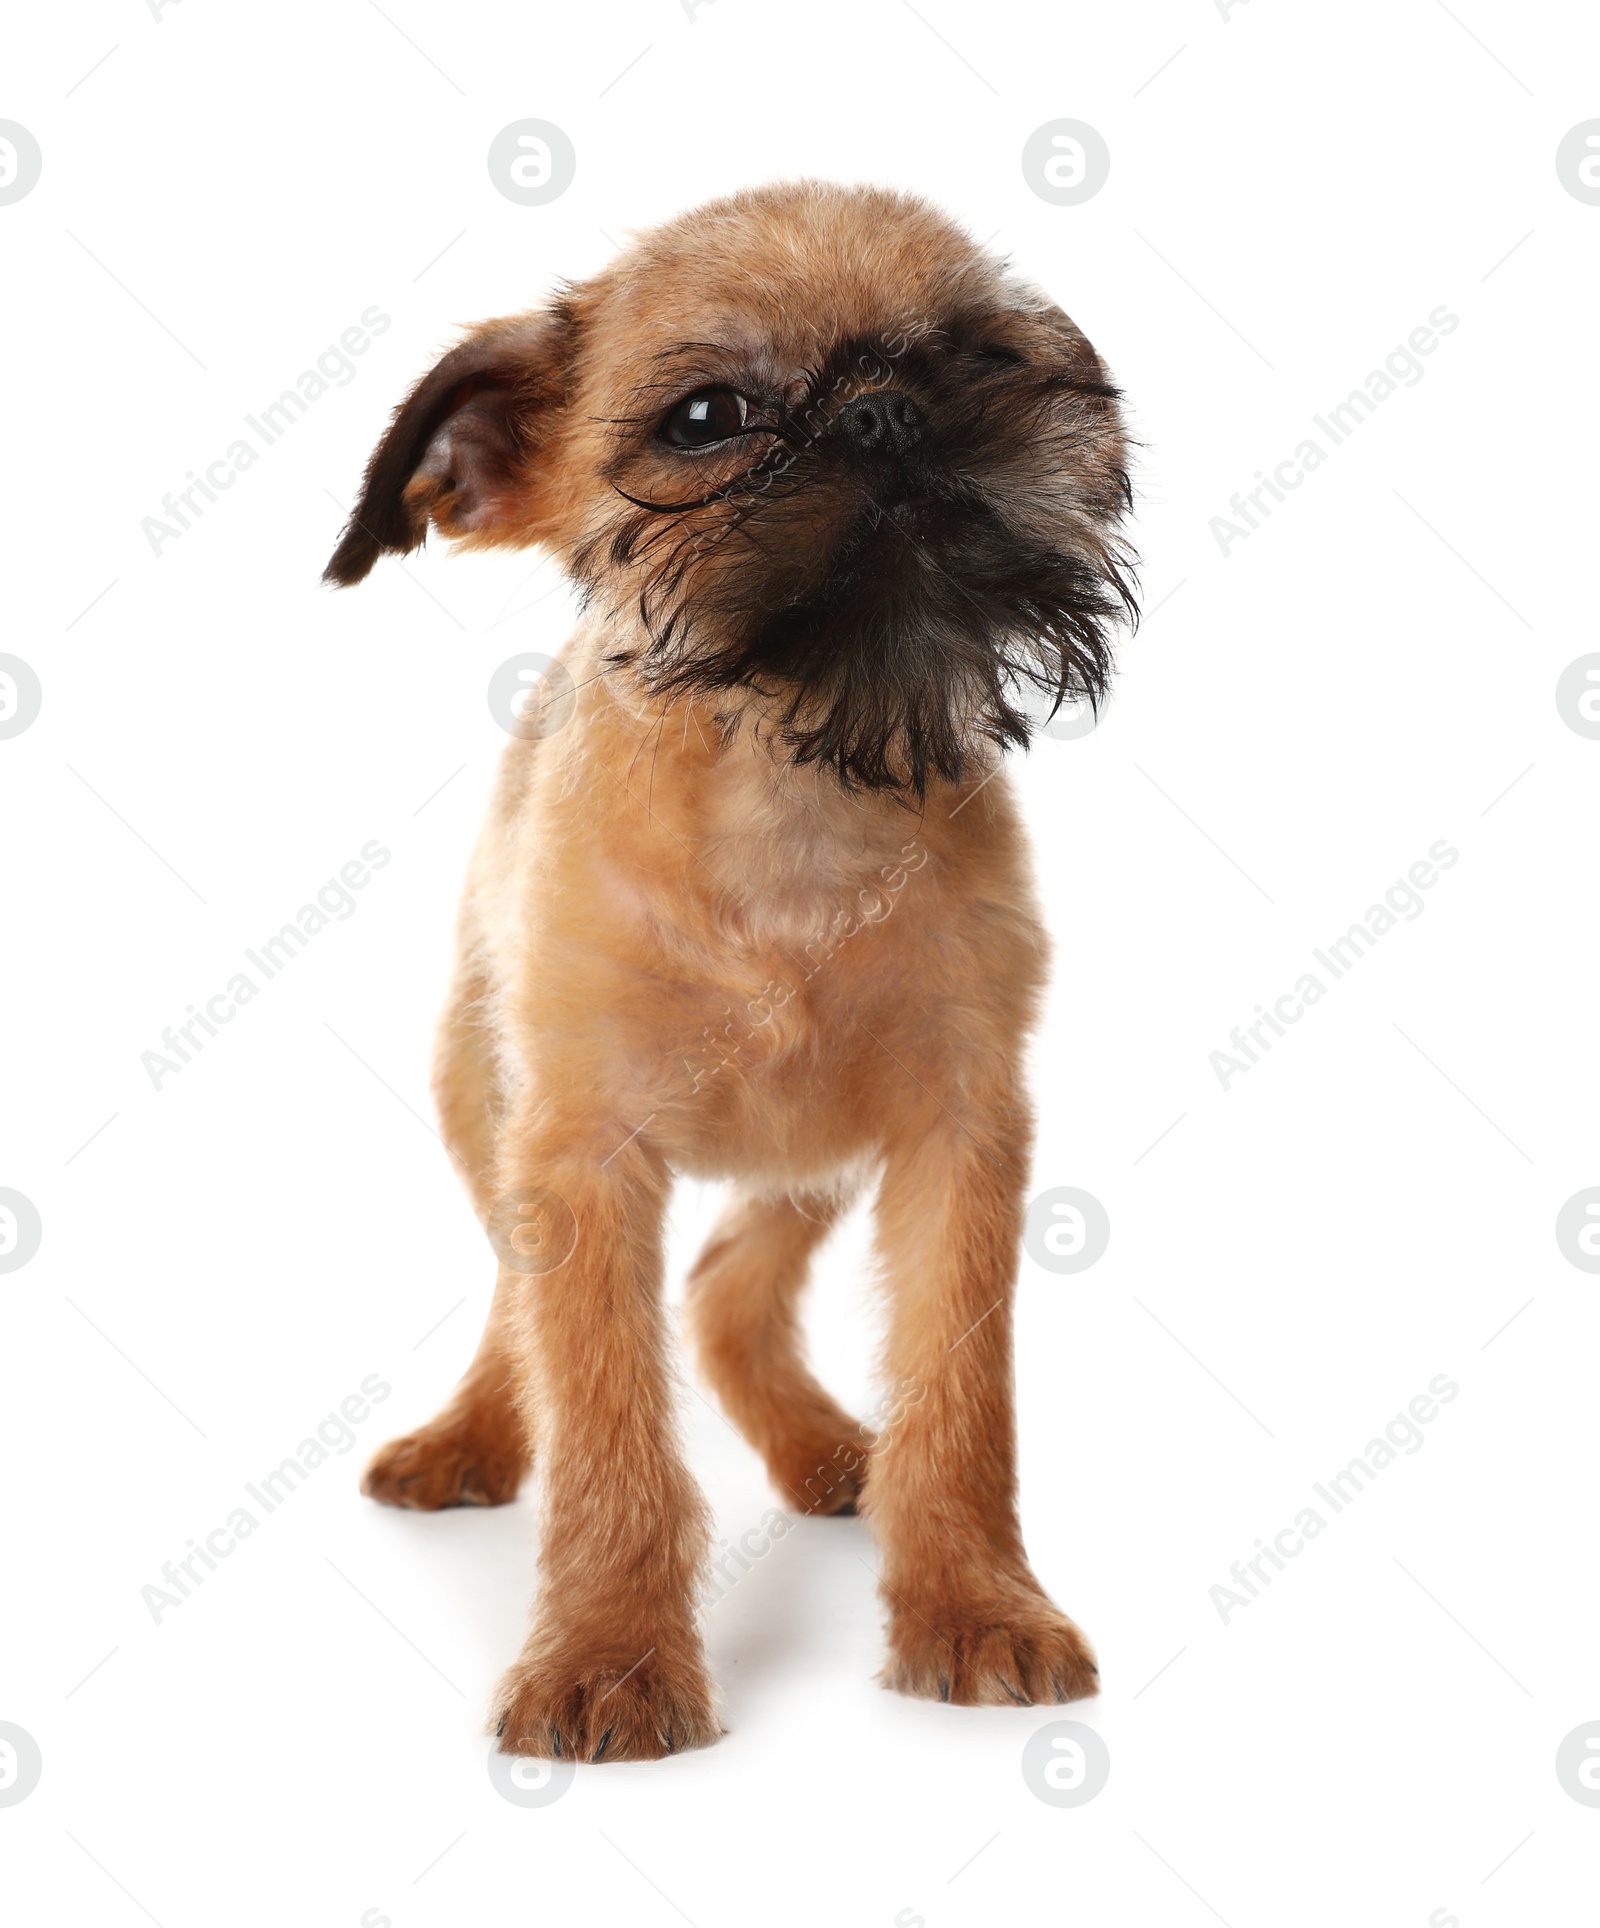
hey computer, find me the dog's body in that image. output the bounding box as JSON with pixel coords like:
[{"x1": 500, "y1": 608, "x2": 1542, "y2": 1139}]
[{"x1": 328, "y1": 182, "x2": 1134, "y2": 1761}]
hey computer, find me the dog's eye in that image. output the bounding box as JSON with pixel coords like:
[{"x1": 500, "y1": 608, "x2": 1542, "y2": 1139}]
[
  {"x1": 660, "y1": 388, "x2": 748, "y2": 449},
  {"x1": 973, "y1": 343, "x2": 1025, "y2": 369}
]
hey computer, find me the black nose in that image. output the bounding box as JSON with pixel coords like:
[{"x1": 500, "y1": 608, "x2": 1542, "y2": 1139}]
[{"x1": 833, "y1": 389, "x2": 923, "y2": 457}]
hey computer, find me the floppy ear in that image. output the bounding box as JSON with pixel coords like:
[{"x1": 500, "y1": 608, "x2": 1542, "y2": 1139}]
[{"x1": 323, "y1": 303, "x2": 579, "y2": 586}]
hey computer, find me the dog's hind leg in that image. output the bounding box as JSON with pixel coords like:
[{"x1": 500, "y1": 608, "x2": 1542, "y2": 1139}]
[
  {"x1": 362, "y1": 962, "x2": 532, "y2": 1510},
  {"x1": 685, "y1": 1186, "x2": 870, "y2": 1515}
]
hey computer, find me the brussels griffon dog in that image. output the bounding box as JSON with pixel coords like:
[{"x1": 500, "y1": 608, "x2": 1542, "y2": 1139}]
[{"x1": 326, "y1": 181, "x2": 1135, "y2": 1762}]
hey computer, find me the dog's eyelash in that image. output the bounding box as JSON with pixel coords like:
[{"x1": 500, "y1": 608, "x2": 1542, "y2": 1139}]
[
  {"x1": 1041, "y1": 374, "x2": 1123, "y2": 400},
  {"x1": 603, "y1": 360, "x2": 771, "y2": 430},
  {"x1": 597, "y1": 402, "x2": 782, "y2": 438},
  {"x1": 598, "y1": 412, "x2": 780, "y2": 440},
  {"x1": 609, "y1": 436, "x2": 796, "y2": 514}
]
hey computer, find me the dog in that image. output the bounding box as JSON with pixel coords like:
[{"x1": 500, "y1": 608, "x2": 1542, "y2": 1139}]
[{"x1": 325, "y1": 180, "x2": 1136, "y2": 1762}]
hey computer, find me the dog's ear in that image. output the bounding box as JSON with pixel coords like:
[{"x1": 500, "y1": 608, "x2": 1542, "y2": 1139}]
[{"x1": 323, "y1": 303, "x2": 580, "y2": 586}]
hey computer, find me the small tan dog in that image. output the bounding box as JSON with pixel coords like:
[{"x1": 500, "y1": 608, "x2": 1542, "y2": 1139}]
[{"x1": 326, "y1": 181, "x2": 1135, "y2": 1762}]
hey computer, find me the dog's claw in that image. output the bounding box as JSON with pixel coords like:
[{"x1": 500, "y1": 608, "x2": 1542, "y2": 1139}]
[
  {"x1": 495, "y1": 1715, "x2": 506, "y2": 1737},
  {"x1": 884, "y1": 1598, "x2": 1098, "y2": 1706},
  {"x1": 493, "y1": 1646, "x2": 719, "y2": 1762}
]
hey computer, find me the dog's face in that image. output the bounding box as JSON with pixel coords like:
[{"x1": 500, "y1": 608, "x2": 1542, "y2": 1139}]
[{"x1": 327, "y1": 182, "x2": 1136, "y2": 793}]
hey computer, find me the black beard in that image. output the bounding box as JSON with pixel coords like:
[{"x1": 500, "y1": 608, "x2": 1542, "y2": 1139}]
[
  {"x1": 579, "y1": 346, "x2": 1138, "y2": 796},
  {"x1": 600, "y1": 494, "x2": 1135, "y2": 797},
  {"x1": 741, "y1": 494, "x2": 1131, "y2": 793}
]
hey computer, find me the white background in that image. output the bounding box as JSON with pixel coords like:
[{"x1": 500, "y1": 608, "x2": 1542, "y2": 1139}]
[{"x1": 3, "y1": 1, "x2": 1597, "y2": 1923}]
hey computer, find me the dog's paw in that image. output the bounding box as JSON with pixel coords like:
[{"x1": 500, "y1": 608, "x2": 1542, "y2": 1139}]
[
  {"x1": 882, "y1": 1594, "x2": 1099, "y2": 1707},
  {"x1": 492, "y1": 1637, "x2": 721, "y2": 1763},
  {"x1": 770, "y1": 1430, "x2": 871, "y2": 1517},
  {"x1": 361, "y1": 1423, "x2": 525, "y2": 1510}
]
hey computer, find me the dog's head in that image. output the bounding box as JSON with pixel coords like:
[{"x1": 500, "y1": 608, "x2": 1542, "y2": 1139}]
[{"x1": 326, "y1": 181, "x2": 1136, "y2": 794}]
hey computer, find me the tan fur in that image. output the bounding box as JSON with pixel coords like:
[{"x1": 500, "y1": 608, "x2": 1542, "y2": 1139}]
[{"x1": 343, "y1": 183, "x2": 1116, "y2": 1761}]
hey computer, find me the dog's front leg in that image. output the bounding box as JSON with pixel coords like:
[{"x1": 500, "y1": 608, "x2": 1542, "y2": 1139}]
[
  {"x1": 491, "y1": 1117, "x2": 719, "y2": 1762},
  {"x1": 868, "y1": 1102, "x2": 1099, "y2": 1707}
]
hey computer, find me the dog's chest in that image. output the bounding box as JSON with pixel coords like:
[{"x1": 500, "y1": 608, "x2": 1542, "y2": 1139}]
[
  {"x1": 694, "y1": 790, "x2": 929, "y2": 989},
  {"x1": 660, "y1": 847, "x2": 934, "y2": 1176}
]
